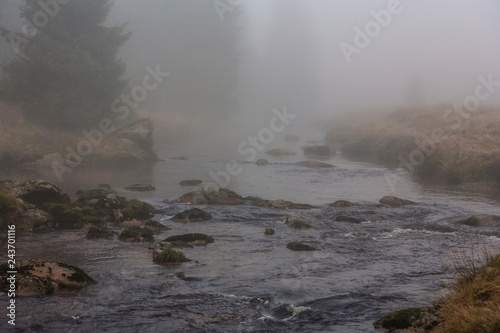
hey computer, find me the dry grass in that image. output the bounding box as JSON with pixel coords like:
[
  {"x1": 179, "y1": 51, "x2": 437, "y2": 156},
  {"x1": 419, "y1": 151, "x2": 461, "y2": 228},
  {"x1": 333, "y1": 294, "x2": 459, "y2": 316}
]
[
  {"x1": 433, "y1": 245, "x2": 500, "y2": 333},
  {"x1": 326, "y1": 105, "x2": 500, "y2": 187},
  {"x1": 0, "y1": 101, "x2": 82, "y2": 162}
]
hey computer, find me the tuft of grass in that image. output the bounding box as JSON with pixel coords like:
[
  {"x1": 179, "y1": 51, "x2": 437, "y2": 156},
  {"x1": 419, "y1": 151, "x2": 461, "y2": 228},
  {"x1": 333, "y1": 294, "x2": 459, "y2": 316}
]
[{"x1": 433, "y1": 249, "x2": 500, "y2": 333}]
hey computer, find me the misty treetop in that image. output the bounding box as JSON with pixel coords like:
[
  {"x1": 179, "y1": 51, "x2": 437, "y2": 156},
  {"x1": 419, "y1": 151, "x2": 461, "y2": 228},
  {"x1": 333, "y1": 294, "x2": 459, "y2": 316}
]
[{"x1": 0, "y1": 0, "x2": 131, "y2": 129}]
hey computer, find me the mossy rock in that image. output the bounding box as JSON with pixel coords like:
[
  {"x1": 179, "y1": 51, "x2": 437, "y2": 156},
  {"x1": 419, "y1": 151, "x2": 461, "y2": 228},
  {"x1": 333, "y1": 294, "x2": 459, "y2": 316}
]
[
  {"x1": 179, "y1": 179, "x2": 203, "y2": 186},
  {"x1": 0, "y1": 259, "x2": 96, "y2": 297},
  {"x1": 172, "y1": 208, "x2": 213, "y2": 222},
  {"x1": 164, "y1": 233, "x2": 214, "y2": 244},
  {"x1": 118, "y1": 226, "x2": 155, "y2": 242},
  {"x1": 15, "y1": 179, "x2": 70, "y2": 208},
  {"x1": 44, "y1": 203, "x2": 103, "y2": 230},
  {"x1": 265, "y1": 227, "x2": 275, "y2": 235},
  {"x1": 144, "y1": 220, "x2": 168, "y2": 232},
  {"x1": 125, "y1": 184, "x2": 156, "y2": 192},
  {"x1": 0, "y1": 191, "x2": 19, "y2": 230},
  {"x1": 373, "y1": 307, "x2": 436, "y2": 330},
  {"x1": 86, "y1": 227, "x2": 117, "y2": 239},
  {"x1": 76, "y1": 188, "x2": 116, "y2": 204},
  {"x1": 330, "y1": 200, "x2": 354, "y2": 208},
  {"x1": 153, "y1": 248, "x2": 191, "y2": 264},
  {"x1": 286, "y1": 242, "x2": 316, "y2": 251},
  {"x1": 286, "y1": 219, "x2": 311, "y2": 229},
  {"x1": 95, "y1": 193, "x2": 128, "y2": 210},
  {"x1": 379, "y1": 196, "x2": 415, "y2": 207},
  {"x1": 122, "y1": 199, "x2": 156, "y2": 220}
]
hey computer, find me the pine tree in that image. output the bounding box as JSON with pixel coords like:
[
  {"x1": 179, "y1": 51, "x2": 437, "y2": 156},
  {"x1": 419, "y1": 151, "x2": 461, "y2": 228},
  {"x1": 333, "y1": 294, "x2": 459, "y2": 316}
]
[{"x1": 0, "y1": 0, "x2": 131, "y2": 129}]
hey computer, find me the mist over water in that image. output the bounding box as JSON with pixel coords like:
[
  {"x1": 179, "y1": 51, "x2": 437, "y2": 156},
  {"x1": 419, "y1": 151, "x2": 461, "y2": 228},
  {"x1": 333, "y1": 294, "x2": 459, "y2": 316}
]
[
  {"x1": 2, "y1": 1, "x2": 500, "y2": 332},
  {"x1": 103, "y1": 0, "x2": 500, "y2": 158}
]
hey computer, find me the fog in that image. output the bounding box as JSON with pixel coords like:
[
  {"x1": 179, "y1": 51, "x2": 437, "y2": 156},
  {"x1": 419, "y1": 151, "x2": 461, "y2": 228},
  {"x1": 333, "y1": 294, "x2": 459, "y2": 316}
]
[{"x1": 107, "y1": 0, "x2": 500, "y2": 157}]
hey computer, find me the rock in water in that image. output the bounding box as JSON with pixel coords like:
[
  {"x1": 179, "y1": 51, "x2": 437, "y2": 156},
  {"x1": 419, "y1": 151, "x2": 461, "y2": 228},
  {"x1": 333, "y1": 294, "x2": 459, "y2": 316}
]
[
  {"x1": 0, "y1": 179, "x2": 70, "y2": 207},
  {"x1": 295, "y1": 161, "x2": 334, "y2": 168},
  {"x1": 287, "y1": 242, "x2": 316, "y2": 251},
  {"x1": 463, "y1": 214, "x2": 500, "y2": 227},
  {"x1": 172, "y1": 208, "x2": 213, "y2": 222},
  {"x1": 265, "y1": 148, "x2": 297, "y2": 157},
  {"x1": 179, "y1": 179, "x2": 203, "y2": 186},
  {"x1": 164, "y1": 233, "x2": 214, "y2": 246},
  {"x1": 153, "y1": 248, "x2": 191, "y2": 264},
  {"x1": 330, "y1": 200, "x2": 354, "y2": 208},
  {"x1": 177, "y1": 188, "x2": 244, "y2": 205},
  {"x1": 379, "y1": 196, "x2": 415, "y2": 207},
  {"x1": 119, "y1": 227, "x2": 155, "y2": 242},
  {"x1": 125, "y1": 184, "x2": 156, "y2": 192},
  {"x1": 0, "y1": 259, "x2": 96, "y2": 297},
  {"x1": 255, "y1": 159, "x2": 269, "y2": 166}
]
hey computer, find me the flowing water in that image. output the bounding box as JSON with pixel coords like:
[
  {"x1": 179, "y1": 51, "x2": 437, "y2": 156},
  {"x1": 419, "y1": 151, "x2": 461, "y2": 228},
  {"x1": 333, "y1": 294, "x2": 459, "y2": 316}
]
[{"x1": 1, "y1": 153, "x2": 500, "y2": 332}]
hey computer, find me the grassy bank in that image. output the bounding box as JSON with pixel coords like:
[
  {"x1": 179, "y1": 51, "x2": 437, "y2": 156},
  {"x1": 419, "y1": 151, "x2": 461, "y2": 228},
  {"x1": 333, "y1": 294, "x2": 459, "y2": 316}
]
[
  {"x1": 326, "y1": 105, "x2": 500, "y2": 189},
  {"x1": 375, "y1": 253, "x2": 500, "y2": 332}
]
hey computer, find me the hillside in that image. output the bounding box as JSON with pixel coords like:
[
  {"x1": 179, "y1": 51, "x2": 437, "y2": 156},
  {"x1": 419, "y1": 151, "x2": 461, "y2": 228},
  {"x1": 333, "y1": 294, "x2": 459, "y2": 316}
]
[{"x1": 326, "y1": 105, "x2": 500, "y2": 189}]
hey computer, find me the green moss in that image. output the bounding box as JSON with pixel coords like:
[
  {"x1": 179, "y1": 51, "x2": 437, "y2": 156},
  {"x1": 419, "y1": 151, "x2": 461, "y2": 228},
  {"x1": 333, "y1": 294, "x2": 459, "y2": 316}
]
[
  {"x1": 373, "y1": 307, "x2": 435, "y2": 330},
  {"x1": 44, "y1": 203, "x2": 102, "y2": 229},
  {"x1": 172, "y1": 208, "x2": 212, "y2": 222},
  {"x1": 155, "y1": 248, "x2": 190, "y2": 263},
  {"x1": 86, "y1": 227, "x2": 116, "y2": 239},
  {"x1": 57, "y1": 262, "x2": 96, "y2": 284},
  {"x1": 264, "y1": 227, "x2": 275, "y2": 235},
  {"x1": 119, "y1": 227, "x2": 154, "y2": 242},
  {"x1": 122, "y1": 199, "x2": 156, "y2": 220},
  {"x1": 165, "y1": 233, "x2": 214, "y2": 243}
]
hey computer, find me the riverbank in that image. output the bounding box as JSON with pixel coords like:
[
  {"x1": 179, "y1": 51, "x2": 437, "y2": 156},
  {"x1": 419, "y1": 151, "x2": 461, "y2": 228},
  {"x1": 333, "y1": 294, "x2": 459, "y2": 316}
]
[
  {"x1": 0, "y1": 102, "x2": 158, "y2": 173},
  {"x1": 374, "y1": 252, "x2": 500, "y2": 332},
  {"x1": 326, "y1": 105, "x2": 500, "y2": 190}
]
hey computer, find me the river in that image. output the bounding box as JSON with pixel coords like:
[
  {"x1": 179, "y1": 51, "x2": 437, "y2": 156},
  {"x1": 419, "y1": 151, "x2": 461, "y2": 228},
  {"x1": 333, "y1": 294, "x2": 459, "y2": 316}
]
[{"x1": 1, "y1": 152, "x2": 500, "y2": 332}]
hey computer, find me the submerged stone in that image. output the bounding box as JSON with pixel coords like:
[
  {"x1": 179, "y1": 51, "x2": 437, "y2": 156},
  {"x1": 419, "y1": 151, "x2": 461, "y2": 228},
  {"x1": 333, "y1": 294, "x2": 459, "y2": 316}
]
[
  {"x1": 179, "y1": 179, "x2": 203, "y2": 186},
  {"x1": 125, "y1": 184, "x2": 156, "y2": 192},
  {"x1": 153, "y1": 248, "x2": 191, "y2": 264},
  {"x1": 286, "y1": 242, "x2": 316, "y2": 251},
  {"x1": 172, "y1": 208, "x2": 213, "y2": 222},
  {"x1": 379, "y1": 196, "x2": 415, "y2": 207}
]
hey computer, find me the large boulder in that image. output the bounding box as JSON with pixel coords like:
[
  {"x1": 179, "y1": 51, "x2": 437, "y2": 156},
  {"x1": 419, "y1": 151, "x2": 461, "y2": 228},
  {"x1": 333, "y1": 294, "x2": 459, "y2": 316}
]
[
  {"x1": 111, "y1": 117, "x2": 155, "y2": 153},
  {"x1": 265, "y1": 148, "x2": 297, "y2": 157},
  {"x1": 0, "y1": 259, "x2": 96, "y2": 297},
  {"x1": 379, "y1": 196, "x2": 415, "y2": 207},
  {"x1": 0, "y1": 179, "x2": 69, "y2": 207},
  {"x1": 0, "y1": 191, "x2": 49, "y2": 231},
  {"x1": 463, "y1": 214, "x2": 500, "y2": 227}
]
